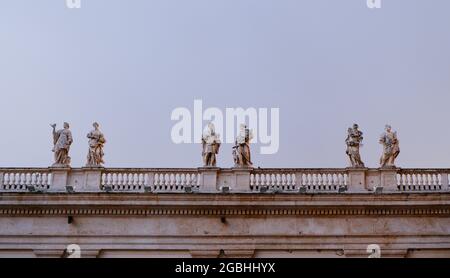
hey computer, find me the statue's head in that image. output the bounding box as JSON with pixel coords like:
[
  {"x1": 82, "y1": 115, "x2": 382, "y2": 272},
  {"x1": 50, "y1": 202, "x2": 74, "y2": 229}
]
[
  {"x1": 385, "y1": 124, "x2": 392, "y2": 132},
  {"x1": 63, "y1": 122, "x2": 70, "y2": 129},
  {"x1": 93, "y1": 122, "x2": 100, "y2": 129},
  {"x1": 353, "y1": 123, "x2": 359, "y2": 129}
]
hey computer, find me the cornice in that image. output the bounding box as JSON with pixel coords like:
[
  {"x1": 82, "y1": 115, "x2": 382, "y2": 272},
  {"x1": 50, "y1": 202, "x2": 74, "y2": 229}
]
[{"x1": 0, "y1": 193, "x2": 449, "y2": 217}]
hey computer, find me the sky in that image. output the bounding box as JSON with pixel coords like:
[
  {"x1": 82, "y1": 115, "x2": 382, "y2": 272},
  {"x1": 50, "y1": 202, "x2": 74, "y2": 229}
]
[{"x1": 0, "y1": 0, "x2": 449, "y2": 169}]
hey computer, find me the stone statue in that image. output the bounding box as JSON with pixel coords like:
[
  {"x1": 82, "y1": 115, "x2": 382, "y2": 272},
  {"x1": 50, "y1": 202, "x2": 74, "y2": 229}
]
[
  {"x1": 50, "y1": 122, "x2": 73, "y2": 167},
  {"x1": 233, "y1": 124, "x2": 253, "y2": 168},
  {"x1": 201, "y1": 122, "x2": 221, "y2": 167},
  {"x1": 379, "y1": 124, "x2": 400, "y2": 168},
  {"x1": 345, "y1": 123, "x2": 365, "y2": 168},
  {"x1": 86, "y1": 122, "x2": 106, "y2": 167},
  {"x1": 232, "y1": 140, "x2": 239, "y2": 166}
]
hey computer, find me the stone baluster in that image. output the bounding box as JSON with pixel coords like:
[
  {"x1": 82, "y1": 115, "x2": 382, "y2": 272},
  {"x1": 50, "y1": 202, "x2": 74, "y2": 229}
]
[
  {"x1": 295, "y1": 172, "x2": 304, "y2": 190},
  {"x1": 147, "y1": 172, "x2": 154, "y2": 190}
]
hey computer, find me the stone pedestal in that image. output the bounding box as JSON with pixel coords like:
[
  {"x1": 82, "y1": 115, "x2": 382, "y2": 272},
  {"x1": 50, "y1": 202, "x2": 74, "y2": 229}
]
[
  {"x1": 81, "y1": 168, "x2": 103, "y2": 192},
  {"x1": 198, "y1": 168, "x2": 219, "y2": 193},
  {"x1": 380, "y1": 168, "x2": 398, "y2": 191},
  {"x1": 347, "y1": 168, "x2": 368, "y2": 193},
  {"x1": 441, "y1": 173, "x2": 449, "y2": 190},
  {"x1": 231, "y1": 168, "x2": 252, "y2": 193},
  {"x1": 50, "y1": 167, "x2": 70, "y2": 192}
]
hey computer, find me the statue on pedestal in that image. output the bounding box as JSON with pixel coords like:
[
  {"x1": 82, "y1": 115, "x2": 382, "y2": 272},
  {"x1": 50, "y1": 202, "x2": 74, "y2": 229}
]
[
  {"x1": 233, "y1": 124, "x2": 253, "y2": 168},
  {"x1": 345, "y1": 123, "x2": 365, "y2": 168},
  {"x1": 379, "y1": 124, "x2": 400, "y2": 168},
  {"x1": 50, "y1": 122, "x2": 73, "y2": 167},
  {"x1": 201, "y1": 122, "x2": 221, "y2": 167},
  {"x1": 86, "y1": 122, "x2": 106, "y2": 167}
]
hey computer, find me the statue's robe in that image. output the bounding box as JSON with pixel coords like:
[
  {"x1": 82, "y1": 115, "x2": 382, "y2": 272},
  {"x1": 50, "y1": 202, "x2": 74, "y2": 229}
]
[
  {"x1": 54, "y1": 129, "x2": 72, "y2": 152},
  {"x1": 87, "y1": 130, "x2": 105, "y2": 165},
  {"x1": 53, "y1": 129, "x2": 73, "y2": 164}
]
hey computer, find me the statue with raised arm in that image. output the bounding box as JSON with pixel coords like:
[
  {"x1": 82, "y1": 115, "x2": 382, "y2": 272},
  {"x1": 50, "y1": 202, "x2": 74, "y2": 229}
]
[
  {"x1": 50, "y1": 122, "x2": 73, "y2": 167},
  {"x1": 379, "y1": 124, "x2": 400, "y2": 168},
  {"x1": 345, "y1": 123, "x2": 365, "y2": 168},
  {"x1": 86, "y1": 122, "x2": 106, "y2": 167},
  {"x1": 201, "y1": 122, "x2": 221, "y2": 167},
  {"x1": 234, "y1": 124, "x2": 253, "y2": 168},
  {"x1": 232, "y1": 139, "x2": 239, "y2": 166}
]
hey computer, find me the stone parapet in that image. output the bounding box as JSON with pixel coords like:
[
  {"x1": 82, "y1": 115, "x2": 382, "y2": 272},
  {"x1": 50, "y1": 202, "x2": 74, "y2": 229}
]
[{"x1": 0, "y1": 167, "x2": 448, "y2": 194}]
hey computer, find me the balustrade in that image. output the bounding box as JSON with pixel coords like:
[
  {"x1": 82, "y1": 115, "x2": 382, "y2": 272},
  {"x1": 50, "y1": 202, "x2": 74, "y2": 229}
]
[
  {"x1": 250, "y1": 169, "x2": 348, "y2": 193},
  {"x1": 0, "y1": 167, "x2": 448, "y2": 194},
  {"x1": 396, "y1": 169, "x2": 449, "y2": 192},
  {"x1": 0, "y1": 169, "x2": 52, "y2": 192}
]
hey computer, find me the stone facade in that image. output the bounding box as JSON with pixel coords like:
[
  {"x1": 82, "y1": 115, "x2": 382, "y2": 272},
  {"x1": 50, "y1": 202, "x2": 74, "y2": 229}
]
[{"x1": 0, "y1": 167, "x2": 449, "y2": 258}]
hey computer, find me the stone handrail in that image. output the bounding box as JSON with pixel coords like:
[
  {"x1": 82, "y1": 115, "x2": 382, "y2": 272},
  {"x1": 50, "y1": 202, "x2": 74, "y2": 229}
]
[{"x1": 0, "y1": 167, "x2": 449, "y2": 194}]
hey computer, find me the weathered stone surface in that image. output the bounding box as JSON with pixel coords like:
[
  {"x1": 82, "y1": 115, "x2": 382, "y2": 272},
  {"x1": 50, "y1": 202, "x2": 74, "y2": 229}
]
[
  {"x1": 0, "y1": 193, "x2": 449, "y2": 258},
  {"x1": 86, "y1": 122, "x2": 106, "y2": 167},
  {"x1": 202, "y1": 122, "x2": 221, "y2": 167},
  {"x1": 233, "y1": 124, "x2": 253, "y2": 168},
  {"x1": 346, "y1": 124, "x2": 365, "y2": 168},
  {"x1": 0, "y1": 167, "x2": 449, "y2": 258},
  {"x1": 50, "y1": 122, "x2": 73, "y2": 167},
  {"x1": 379, "y1": 125, "x2": 400, "y2": 168}
]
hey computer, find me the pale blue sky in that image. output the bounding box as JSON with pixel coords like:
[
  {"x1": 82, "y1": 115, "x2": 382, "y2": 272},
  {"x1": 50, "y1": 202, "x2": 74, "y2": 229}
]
[{"x1": 0, "y1": 0, "x2": 449, "y2": 168}]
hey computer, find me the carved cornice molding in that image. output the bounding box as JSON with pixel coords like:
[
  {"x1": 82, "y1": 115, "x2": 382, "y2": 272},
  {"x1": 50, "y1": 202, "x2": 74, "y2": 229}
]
[
  {"x1": 1, "y1": 193, "x2": 450, "y2": 216},
  {"x1": 1, "y1": 206, "x2": 449, "y2": 217}
]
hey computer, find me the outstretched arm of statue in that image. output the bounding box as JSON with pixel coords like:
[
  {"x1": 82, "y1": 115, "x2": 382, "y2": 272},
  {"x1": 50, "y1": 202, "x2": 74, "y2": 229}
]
[{"x1": 50, "y1": 124, "x2": 58, "y2": 144}]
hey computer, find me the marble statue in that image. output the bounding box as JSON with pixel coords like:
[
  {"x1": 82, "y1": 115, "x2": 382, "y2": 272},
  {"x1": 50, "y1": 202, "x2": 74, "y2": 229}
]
[
  {"x1": 379, "y1": 124, "x2": 400, "y2": 168},
  {"x1": 86, "y1": 122, "x2": 106, "y2": 167},
  {"x1": 345, "y1": 123, "x2": 365, "y2": 168},
  {"x1": 233, "y1": 124, "x2": 253, "y2": 168},
  {"x1": 50, "y1": 122, "x2": 73, "y2": 167},
  {"x1": 201, "y1": 122, "x2": 221, "y2": 167}
]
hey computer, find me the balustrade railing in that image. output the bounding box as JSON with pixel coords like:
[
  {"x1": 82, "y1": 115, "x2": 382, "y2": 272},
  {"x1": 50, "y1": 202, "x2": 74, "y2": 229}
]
[
  {"x1": 250, "y1": 169, "x2": 348, "y2": 193},
  {"x1": 0, "y1": 168, "x2": 52, "y2": 192},
  {"x1": 151, "y1": 170, "x2": 200, "y2": 192},
  {"x1": 396, "y1": 169, "x2": 450, "y2": 192},
  {"x1": 101, "y1": 169, "x2": 200, "y2": 193},
  {"x1": 101, "y1": 170, "x2": 149, "y2": 192},
  {"x1": 0, "y1": 167, "x2": 448, "y2": 194},
  {"x1": 250, "y1": 170, "x2": 297, "y2": 192}
]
